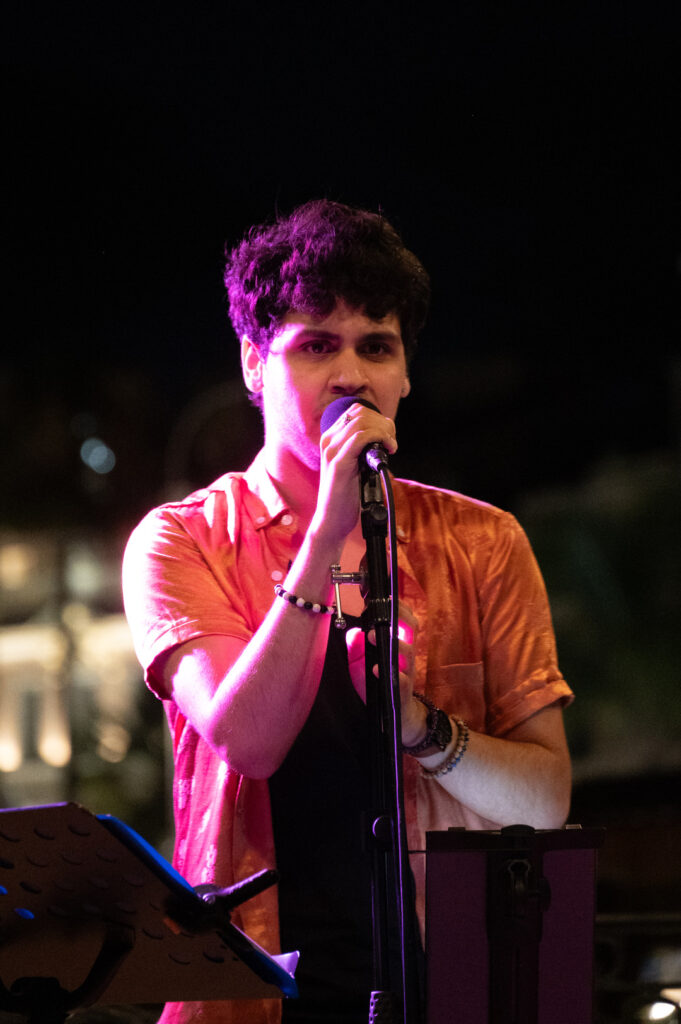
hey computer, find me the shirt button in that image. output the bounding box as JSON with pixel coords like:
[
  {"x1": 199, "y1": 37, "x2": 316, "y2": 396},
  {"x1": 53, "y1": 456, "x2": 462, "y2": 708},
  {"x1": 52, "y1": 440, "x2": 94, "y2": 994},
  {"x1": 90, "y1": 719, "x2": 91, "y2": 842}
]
[
  {"x1": 255, "y1": 515, "x2": 266, "y2": 526},
  {"x1": 281, "y1": 513, "x2": 294, "y2": 527},
  {"x1": 271, "y1": 570, "x2": 284, "y2": 582}
]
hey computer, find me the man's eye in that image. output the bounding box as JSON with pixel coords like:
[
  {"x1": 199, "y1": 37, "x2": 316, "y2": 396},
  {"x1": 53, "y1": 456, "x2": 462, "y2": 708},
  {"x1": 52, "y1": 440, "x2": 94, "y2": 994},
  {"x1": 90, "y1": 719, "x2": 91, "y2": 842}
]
[
  {"x1": 302, "y1": 340, "x2": 329, "y2": 354},
  {"x1": 363, "y1": 342, "x2": 391, "y2": 357}
]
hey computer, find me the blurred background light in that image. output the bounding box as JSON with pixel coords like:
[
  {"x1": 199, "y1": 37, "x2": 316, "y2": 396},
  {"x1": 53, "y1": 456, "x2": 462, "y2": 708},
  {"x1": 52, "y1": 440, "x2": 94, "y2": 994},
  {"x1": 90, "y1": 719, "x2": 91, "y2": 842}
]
[
  {"x1": 37, "y1": 685, "x2": 71, "y2": 767},
  {"x1": 96, "y1": 721, "x2": 131, "y2": 763},
  {"x1": 0, "y1": 543, "x2": 35, "y2": 591},
  {"x1": 65, "y1": 544, "x2": 107, "y2": 601},
  {"x1": 634, "y1": 1000, "x2": 679, "y2": 1021},
  {"x1": 79, "y1": 437, "x2": 116, "y2": 475},
  {"x1": 0, "y1": 704, "x2": 23, "y2": 773}
]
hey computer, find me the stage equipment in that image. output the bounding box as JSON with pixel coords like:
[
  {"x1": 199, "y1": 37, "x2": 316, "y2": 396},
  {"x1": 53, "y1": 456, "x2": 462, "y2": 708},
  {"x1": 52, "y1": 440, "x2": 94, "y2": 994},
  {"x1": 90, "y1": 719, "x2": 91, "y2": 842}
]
[
  {"x1": 322, "y1": 395, "x2": 418, "y2": 1024},
  {"x1": 0, "y1": 802, "x2": 298, "y2": 1024},
  {"x1": 426, "y1": 824, "x2": 604, "y2": 1024}
]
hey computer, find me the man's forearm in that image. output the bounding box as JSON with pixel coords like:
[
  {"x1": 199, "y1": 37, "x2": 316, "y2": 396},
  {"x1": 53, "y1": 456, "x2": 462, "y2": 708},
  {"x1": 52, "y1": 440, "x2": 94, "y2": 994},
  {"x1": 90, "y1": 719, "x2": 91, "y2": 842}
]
[
  {"x1": 167, "y1": 523, "x2": 345, "y2": 778},
  {"x1": 417, "y1": 707, "x2": 571, "y2": 829}
]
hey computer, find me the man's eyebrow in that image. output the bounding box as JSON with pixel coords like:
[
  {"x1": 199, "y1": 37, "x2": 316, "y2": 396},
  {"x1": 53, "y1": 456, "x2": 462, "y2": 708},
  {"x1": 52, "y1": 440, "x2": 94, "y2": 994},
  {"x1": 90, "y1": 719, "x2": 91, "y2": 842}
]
[
  {"x1": 360, "y1": 329, "x2": 402, "y2": 342},
  {"x1": 294, "y1": 327, "x2": 401, "y2": 341},
  {"x1": 294, "y1": 328, "x2": 338, "y2": 338}
]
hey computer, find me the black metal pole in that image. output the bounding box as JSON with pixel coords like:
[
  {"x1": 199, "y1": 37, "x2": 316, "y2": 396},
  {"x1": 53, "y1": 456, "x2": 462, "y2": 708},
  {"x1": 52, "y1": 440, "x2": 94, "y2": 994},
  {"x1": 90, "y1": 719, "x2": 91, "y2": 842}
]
[{"x1": 360, "y1": 465, "x2": 420, "y2": 1024}]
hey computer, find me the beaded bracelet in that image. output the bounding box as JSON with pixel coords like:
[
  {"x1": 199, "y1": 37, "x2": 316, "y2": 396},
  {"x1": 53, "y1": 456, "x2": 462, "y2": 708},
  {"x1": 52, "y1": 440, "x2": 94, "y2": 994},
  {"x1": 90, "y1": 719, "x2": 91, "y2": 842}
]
[
  {"x1": 274, "y1": 583, "x2": 336, "y2": 616},
  {"x1": 422, "y1": 719, "x2": 469, "y2": 778}
]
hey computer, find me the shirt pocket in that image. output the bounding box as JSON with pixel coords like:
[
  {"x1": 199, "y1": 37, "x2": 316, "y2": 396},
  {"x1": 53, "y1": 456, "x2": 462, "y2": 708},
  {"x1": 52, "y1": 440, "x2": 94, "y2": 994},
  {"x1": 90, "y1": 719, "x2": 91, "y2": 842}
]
[{"x1": 426, "y1": 662, "x2": 486, "y2": 733}]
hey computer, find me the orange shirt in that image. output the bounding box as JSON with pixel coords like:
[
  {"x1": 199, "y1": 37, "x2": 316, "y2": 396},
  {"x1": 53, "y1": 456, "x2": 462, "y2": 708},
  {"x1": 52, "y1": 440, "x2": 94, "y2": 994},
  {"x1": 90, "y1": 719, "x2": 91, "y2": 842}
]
[{"x1": 123, "y1": 451, "x2": 572, "y2": 1024}]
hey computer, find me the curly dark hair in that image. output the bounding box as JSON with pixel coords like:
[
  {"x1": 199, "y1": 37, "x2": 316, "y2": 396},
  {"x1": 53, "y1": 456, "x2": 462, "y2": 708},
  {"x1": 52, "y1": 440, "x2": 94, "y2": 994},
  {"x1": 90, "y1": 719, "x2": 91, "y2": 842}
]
[{"x1": 224, "y1": 199, "x2": 430, "y2": 362}]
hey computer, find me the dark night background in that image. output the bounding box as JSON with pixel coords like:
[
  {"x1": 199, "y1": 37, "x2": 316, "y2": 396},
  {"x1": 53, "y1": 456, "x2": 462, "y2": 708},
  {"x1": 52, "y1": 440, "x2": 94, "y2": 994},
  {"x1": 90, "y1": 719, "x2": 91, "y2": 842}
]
[
  {"x1": 2, "y1": 2, "x2": 681, "y2": 1018},
  {"x1": 4, "y1": 1, "x2": 679, "y2": 526}
]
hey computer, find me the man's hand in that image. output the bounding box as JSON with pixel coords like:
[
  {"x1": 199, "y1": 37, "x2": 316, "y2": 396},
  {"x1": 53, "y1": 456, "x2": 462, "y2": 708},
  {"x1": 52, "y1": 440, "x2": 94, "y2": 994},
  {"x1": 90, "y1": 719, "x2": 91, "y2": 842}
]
[
  {"x1": 312, "y1": 402, "x2": 398, "y2": 544},
  {"x1": 346, "y1": 601, "x2": 428, "y2": 746}
]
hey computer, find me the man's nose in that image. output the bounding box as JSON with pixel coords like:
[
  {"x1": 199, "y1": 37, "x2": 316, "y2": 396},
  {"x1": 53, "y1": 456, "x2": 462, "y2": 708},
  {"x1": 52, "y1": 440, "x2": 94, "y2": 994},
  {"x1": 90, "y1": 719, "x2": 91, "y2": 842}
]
[{"x1": 329, "y1": 349, "x2": 369, "y2": 394}]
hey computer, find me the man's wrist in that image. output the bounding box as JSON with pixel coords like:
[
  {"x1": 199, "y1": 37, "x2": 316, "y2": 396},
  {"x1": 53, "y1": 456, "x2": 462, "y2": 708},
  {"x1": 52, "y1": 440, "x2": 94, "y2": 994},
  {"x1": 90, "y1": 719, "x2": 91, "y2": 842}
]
[
  {"x1": 403, "y1": 693, "x2": 453, "y2": 756},
  {"x1": 401, "y1": 696, "x2": 429, "y2": 749},
  {"x1": 420, "y1": 719, "x2": 469, "y2": 777}
]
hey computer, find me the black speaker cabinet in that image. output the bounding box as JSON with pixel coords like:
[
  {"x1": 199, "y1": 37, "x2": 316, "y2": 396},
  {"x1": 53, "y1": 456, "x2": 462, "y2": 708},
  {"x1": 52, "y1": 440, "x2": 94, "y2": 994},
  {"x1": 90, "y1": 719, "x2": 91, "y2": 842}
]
[{"x1": 425, "y1": 825, "x2": 604, "y2": 1024}]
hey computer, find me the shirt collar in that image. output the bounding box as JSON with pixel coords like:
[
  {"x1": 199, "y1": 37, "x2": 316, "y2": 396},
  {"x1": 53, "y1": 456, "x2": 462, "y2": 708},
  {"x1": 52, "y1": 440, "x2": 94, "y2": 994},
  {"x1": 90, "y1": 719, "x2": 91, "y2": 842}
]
[
  {"x1": 242, "y1": 449, "x2": 291, "y2": 530},
  {"x1": 240, "y1": 449, "x2": 412, "y2": 542}
]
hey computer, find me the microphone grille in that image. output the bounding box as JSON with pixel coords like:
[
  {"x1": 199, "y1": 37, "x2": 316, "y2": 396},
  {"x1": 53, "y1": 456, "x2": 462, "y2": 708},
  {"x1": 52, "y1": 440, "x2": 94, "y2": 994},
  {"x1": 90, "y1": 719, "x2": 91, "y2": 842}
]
[{"x1": 320, "y1": 397, "x2": 379, "y2": 433}]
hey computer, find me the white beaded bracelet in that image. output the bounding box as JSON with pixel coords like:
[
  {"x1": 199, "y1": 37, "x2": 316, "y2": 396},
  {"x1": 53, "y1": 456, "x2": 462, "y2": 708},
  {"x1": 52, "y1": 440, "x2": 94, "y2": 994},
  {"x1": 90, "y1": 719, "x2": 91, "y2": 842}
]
[
  {"x1": 274, "y1": 583, "x2": 336, "y2": 616},
  {"x1": 422, "y1": 719, "x2": 469, "y2": 778}
]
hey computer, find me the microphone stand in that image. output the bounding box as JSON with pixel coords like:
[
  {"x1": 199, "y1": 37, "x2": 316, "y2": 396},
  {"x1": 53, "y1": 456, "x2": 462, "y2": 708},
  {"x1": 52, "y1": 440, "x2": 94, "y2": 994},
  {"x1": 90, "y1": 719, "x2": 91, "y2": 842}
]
[{"x1": 357, "y1": 463, "x2": 420, "y2": 1024}]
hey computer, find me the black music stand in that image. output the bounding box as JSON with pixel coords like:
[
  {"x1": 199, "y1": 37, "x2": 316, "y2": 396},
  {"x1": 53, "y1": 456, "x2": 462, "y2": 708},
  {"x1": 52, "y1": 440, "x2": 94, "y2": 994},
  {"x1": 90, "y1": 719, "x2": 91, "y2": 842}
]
[
  {"x1": 426, "y1": 824, "x2": 605, "y2": 1024},
  {"x1": 0, "y1": 803, "x2": 298, "y2": 1023}
]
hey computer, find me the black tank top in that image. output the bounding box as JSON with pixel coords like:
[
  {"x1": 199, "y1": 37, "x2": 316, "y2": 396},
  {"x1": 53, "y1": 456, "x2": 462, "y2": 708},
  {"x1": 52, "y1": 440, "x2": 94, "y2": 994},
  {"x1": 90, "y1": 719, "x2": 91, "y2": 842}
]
[{"x1": 269, "y1": 615, "x2": 376, "y2": 1022}]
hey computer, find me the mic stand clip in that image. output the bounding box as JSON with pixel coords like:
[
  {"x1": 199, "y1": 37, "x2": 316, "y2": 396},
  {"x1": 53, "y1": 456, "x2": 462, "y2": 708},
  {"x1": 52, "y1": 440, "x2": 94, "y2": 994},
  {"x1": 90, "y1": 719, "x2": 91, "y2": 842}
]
[{"x1": 330, "y1": 565, "x2": 369, "y2": 629}]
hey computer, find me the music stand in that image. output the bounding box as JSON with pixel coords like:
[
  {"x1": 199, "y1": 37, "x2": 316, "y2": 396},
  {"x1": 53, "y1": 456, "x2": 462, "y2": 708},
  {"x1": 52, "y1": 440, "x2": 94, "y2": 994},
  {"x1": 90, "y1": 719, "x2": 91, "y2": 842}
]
[
  {"x1": 426, "y1": 824, "x2": 605, "y2": 1024},
  {"x1": 0, "y1": 803, "x2": 298, "y2": 1023}
]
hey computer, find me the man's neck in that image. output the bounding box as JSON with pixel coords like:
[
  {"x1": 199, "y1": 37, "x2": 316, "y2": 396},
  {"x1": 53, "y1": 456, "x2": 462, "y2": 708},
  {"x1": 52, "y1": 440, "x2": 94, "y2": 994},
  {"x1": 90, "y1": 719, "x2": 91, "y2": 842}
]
[
  {"x1": 262, "y1": 445, "x2": 321, "y2": 526},
  {"x1": 261, "y1": 441, "x2": 367, "y2": 553}
]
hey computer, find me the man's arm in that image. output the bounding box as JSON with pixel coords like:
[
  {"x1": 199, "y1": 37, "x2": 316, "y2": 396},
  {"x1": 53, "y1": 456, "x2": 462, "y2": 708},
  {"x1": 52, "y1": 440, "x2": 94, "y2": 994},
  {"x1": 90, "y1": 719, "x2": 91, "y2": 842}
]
[
  {"x1": 416, "y1": 705, "x2": 571, "y2": 829},
  {"x1": 159, "y1": 523, "x2": 342, "y2": 779},
  {"x1": 352, "y1": 611, "x2": 571, "y2": 830}
]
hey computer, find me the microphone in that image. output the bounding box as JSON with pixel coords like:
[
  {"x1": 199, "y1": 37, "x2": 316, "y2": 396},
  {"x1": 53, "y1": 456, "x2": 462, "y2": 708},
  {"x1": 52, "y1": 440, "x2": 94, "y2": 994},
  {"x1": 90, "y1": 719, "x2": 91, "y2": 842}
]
[{"x1": 320, "y1": 396, "x2": 389, "y2": 472}]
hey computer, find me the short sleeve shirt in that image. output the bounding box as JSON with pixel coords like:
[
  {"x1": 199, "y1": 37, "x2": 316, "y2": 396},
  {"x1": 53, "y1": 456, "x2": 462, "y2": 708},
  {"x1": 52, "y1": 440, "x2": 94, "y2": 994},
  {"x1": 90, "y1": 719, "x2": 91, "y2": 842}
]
[{"x1": 122, "y1": 451, "x2": 573, "y2": 1024}]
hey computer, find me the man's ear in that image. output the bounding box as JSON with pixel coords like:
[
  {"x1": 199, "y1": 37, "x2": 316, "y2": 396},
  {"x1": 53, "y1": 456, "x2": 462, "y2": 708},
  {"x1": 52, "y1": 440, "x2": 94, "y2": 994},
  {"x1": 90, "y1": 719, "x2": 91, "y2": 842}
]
[
  {"x1": 241, "y1": 335, "x2": 265, "y2": 394},
  {"x1": 401, "y1": 377, "x2": 411, "y2": 399}
]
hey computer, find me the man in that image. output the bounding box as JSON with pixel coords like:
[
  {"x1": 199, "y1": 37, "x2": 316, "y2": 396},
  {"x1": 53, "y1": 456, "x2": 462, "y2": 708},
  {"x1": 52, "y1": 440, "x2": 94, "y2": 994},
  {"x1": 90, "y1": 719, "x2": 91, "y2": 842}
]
[{"x1": 123, "y1": 200, "x2": 573, "y2": 1024}]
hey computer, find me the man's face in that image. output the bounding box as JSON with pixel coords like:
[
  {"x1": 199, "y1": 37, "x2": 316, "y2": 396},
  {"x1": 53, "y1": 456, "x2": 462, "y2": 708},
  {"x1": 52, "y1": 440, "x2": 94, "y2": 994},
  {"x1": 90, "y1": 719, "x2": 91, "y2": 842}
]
[{"x1": 245, "y1": 300, "x2": 410, "y2": 471}]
